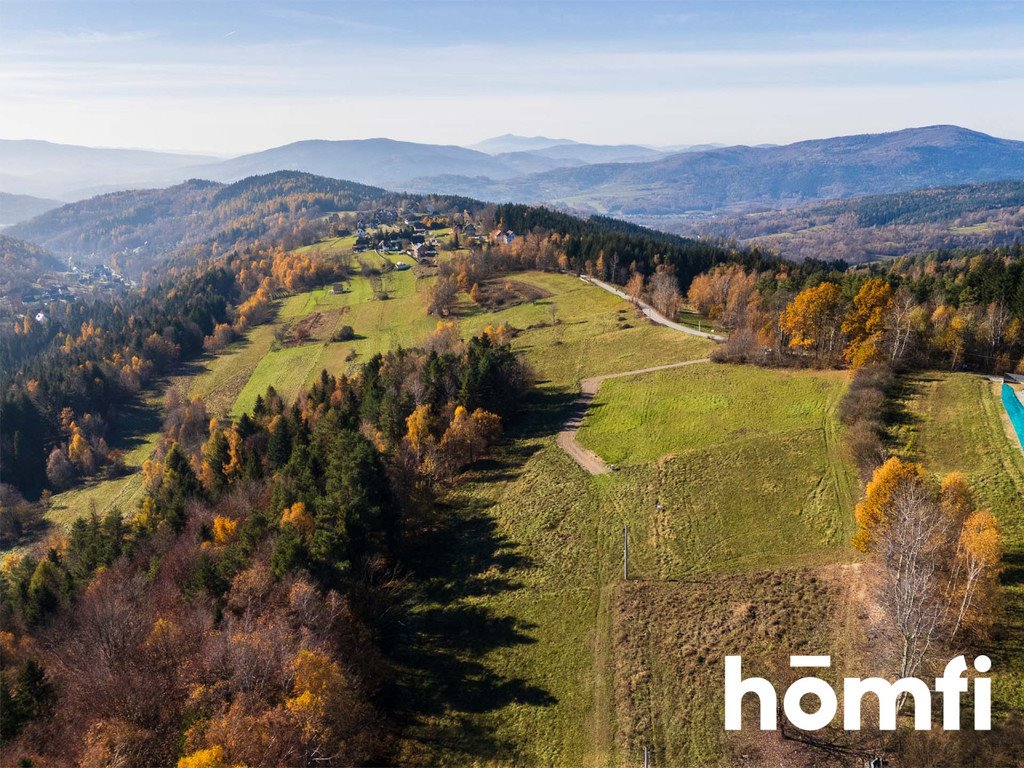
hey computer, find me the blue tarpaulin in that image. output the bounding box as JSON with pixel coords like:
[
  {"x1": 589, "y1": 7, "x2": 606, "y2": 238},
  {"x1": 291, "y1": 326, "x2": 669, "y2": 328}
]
[{"x1": 1002, "y1": 383, "x2": 1024, "y2": 451}]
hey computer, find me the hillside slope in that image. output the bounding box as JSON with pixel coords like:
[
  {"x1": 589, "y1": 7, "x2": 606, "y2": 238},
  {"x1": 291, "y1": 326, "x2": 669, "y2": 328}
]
[
  {"x1": 673, "y1": 180, "x2": 1024, "y2": 262},
  {"x1": 5, "y1": 172, "x2": 401, "y2": 275},
  {"x1": 0, "y1": 192, "x2": 63, "y2": 226}
]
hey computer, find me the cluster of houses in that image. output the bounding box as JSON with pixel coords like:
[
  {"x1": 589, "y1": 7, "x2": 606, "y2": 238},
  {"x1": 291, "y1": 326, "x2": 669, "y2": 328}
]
[
  {"x1": 7, "y1": 262, "x2": 131, "y2": 311},
  {"x1": 346, "y1": 209, "x2": 516, "y2": 267}
]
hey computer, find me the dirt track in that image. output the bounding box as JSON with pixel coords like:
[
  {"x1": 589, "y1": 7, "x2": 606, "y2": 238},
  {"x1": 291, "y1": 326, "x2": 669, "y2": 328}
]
[
  {"x1": 580, "y1": 276, "x2": 726, "y2": 341},
  {"x1": 557, "y1": 359, "x2": 710, "y2": 474}
]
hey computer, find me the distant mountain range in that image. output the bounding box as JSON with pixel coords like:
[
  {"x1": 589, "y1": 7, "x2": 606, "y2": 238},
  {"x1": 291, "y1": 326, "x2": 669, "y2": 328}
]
[
  {"x1": 0, "y1": 140, "x2": 219, "y2": 201},
  {"x1": 2, "y1": 126, "x2": 1023, "y2": 228},
  {"x1": 421, "y1": 126, "x2": 1024, "y2": 215},
  {"x1": 469, "y1": 134, "x2": 578, "y2": 154},
  {"x1": 0, "y1": 135, "x2": 668, "y2": 205}
]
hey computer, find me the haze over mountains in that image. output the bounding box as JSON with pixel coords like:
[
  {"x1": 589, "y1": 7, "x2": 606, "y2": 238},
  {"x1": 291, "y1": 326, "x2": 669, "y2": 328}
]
[
  {"x1": 0, "y1": 140, "x2": 218, "y2": 202},
  {"x1": 3, "y1": 127, "x2": 1023, "y2": 252}
]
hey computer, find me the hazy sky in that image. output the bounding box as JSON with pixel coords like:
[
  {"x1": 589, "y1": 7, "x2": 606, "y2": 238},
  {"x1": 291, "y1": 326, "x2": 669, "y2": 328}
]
[{"x1": 2, "y1": 0, "x2": 1023, "y2": 155}]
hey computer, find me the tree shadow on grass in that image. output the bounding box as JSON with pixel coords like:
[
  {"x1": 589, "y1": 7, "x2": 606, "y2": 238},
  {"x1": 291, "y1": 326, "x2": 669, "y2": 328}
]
[
  {"x1": 881, "y1": 372, "x2": 928, "y2": 452},
  {"x1": 512, "y1": 387, "x2": 579, "y2": 439},
  {"x1": 383, "y1": 395, "x2": 567, "y2": 762},
  {"x1": 107, "y1": 392, "x2": 163, "y2": 458}
]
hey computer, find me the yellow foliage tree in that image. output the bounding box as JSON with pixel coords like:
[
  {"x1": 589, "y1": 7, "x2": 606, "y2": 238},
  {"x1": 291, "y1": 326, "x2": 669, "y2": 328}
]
[
  {"x1": 177, "y1": 745, "x2": 228, "y2": 768},
  {"x1": 212, "y1": 515, "x2": 238, "y2": 546},
  {"x1": 780, "y1": 282, "x2": 844, "y2": 359},
  {"x1": 842, "y1": 278, "x2": 893, "y2": 367},
  {"x1": 404, "y1": 404, "x2": 437, "y2": 460},
  {"x1": 280, "y1": 501, "x2": 315, "y2": 538},
  {"x1": 68, "y1": 428, "x2": 96, "y2": 474},
  {"x1": 852, "y1": 457, "x2": 927, "y2": 552}
]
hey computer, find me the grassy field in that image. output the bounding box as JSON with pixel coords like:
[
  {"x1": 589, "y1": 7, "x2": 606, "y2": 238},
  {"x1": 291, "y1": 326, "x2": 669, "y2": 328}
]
[
  {"x1": 43, "y1": 391, "x2": 165, "y2": 530},
  {"x1": 396, "y1": 354, "x2": 858, "y2": 765},
  {"x1": 577, "y1": 365, "x2": 856, "y2": 574},
  {"x1": 896, "y1": 372, "x2": 1024, "y2": 716}
]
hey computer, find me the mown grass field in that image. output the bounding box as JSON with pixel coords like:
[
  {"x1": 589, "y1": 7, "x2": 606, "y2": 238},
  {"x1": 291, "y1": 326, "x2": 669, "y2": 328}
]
[
  {"x1": 577, "y1": 365, "x2": 856, "y2": 574},
  {"x1": 897, "y1": 372, "x2": 1024, "y2": 716},
  {"x1": 396, "y1": 348, "x2": 858, "y2": 765}
]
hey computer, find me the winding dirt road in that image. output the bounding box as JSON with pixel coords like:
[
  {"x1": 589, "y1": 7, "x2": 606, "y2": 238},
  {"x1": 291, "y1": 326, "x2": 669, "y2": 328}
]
[{"x1": 557, "y1": 358, "x2": 710, "y2": 474}]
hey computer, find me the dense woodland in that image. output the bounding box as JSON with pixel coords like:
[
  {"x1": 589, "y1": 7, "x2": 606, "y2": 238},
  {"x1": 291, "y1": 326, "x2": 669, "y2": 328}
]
[
  {"x1": 685, "y1": 244, "x2": 1024, "y2": 373},
  {"x1": 675, "y1": 180, "x2": 1024, "y2": 263},
  {"x1": 0, "y1": 317, "x2": 530, "y2": 763}
]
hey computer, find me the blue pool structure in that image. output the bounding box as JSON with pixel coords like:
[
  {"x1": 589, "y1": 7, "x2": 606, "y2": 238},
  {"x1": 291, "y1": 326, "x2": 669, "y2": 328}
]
[{"x1": 1002, "y1": 382, "x2": 1024, "y2": 452}]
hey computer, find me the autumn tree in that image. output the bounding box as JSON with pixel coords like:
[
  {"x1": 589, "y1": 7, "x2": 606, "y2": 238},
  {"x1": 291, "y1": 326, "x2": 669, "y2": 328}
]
[
  {"x1": 624, "y1": 272, "x2": 645, "y2": 301},
  {"x1": 403, "y1": 403, "x2": 438, "y2": 463},
  {"x1": 648, "y1": 266, "x2": 681, "y2": 319},
  {"x1": 853, "y1": 457, "x2": 928, "y2": 552},
  {"x1": 842, "y1": 277, "x2": 893, "y2": 367},
  {"x1": 855, "y1": 461, "x2": 1003, "y2": 686},
  {"x1": 46, "y1": 447, "x2": 75, "y2": 489},
  {"x1": 428, "y1": 273, "x2": 459, "y2": 317},
  {"x1": 779, "y1": 282, "x2": 845, "y2": 362}
]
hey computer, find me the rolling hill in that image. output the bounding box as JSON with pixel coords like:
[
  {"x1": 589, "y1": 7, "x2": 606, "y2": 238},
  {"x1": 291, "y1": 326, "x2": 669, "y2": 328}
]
[
  {"x1": 196, "y1": 138, "x2": 526, "y2": 187},
  {"x1": 670, "y1": 180, "x2": 1024, "y2": 262},
  {"x1": 469, "y1": 134, "x2": 578, "y2": 153},
  {"x1": 0, "y1": 192, "x2": 63, "y2": 226},
  {"x1": 471, "y1": 134, "x2": 668, "y2": 163},
  {"x1": 5, "y1": 172, "x2": 404, "y2": 275},
  {"x1": 0, "y1": 233, "x2": 64, "y2": 295},
  {"x1": 416, "y1": 126, "x2": 1024, "y2": 216}
]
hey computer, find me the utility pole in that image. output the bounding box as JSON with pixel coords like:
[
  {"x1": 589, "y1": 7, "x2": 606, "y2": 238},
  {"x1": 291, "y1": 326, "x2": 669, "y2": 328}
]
[
  {"x1": 623, "y1": 524, "x2": 629, "y2": 580},
  {"x1": 644, "y1": 744, "x2": 650, "y2": 768}
]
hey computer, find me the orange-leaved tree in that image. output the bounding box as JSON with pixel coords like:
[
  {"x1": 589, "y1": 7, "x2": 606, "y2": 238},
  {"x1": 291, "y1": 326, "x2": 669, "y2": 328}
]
[
  {"x1": 842, "y1": 277, "x2": 893, "y2": 368},
  {"x1": 779, "y1": 282, "x2": 845, "y2": 361},
  {"x1": 852, "y1": 456, "x2": 927, "y2": 552}
]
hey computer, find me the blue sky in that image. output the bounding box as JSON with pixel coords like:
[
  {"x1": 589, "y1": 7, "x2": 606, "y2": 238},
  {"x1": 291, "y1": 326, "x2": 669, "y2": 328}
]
[{"x1": 1, "y1": 0, "x2": 1022, "y2": 154}]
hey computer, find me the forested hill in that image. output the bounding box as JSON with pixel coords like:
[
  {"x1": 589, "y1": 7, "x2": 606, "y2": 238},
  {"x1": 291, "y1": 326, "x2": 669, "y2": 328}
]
[
  {"x1": 674, "y1": 179, "x2": 1024, "y2": 262},
  {"x1": 0, "y1": 234, "x2": 63, "y2": 295},
  {"x1": 493, "y1": 203, "x2": 775, "y2": 286},
  {"x1": 4, "y1": 172, "x2": 475, "y2": 278}
]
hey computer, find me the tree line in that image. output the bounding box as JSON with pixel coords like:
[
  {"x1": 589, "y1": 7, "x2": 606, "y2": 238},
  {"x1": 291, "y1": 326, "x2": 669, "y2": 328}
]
[{"x1": 687, "y1": 245, "x2": 1024, "y2": 373}]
